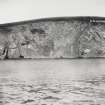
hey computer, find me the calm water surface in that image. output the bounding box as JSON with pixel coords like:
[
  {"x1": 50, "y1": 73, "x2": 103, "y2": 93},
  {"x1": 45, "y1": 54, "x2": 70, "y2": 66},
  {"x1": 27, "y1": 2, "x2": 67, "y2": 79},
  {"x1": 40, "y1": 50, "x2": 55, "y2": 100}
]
[{"x1": 0, "y1": 59, "x2": 105, "y2": 105}]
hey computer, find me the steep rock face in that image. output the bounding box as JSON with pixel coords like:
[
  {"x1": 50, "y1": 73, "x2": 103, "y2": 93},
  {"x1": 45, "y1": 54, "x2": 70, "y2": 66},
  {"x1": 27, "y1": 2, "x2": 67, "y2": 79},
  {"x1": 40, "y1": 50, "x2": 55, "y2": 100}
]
[
  {"x1": 79, "y1": 23, "x2": 105, "y2": 57},
  {"x1": 0, "y1": 17, "x2": 105, "y2": 59}
]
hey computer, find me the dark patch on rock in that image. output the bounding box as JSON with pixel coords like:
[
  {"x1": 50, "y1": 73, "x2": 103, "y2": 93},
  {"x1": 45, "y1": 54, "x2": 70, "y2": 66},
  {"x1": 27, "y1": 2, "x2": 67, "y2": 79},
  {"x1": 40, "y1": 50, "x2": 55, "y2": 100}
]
[
  {"x1": 31, "y1": 28, "x2": 45, "y2": 34},
  {"x1": 0, "y1": 27, "x2": 12, "y2": 34}
]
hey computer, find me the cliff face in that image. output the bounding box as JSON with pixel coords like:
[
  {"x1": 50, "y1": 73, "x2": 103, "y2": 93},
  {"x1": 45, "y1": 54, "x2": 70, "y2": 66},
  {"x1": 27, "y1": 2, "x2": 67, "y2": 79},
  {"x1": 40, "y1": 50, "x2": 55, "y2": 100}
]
[{"x1": 0, "y1": 17, "x2": 105, "y2": 59}]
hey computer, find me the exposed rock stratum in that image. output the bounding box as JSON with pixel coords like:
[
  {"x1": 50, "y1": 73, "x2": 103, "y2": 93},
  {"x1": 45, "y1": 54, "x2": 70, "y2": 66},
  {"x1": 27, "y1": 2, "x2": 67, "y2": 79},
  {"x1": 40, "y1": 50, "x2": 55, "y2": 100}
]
[{"x1": 0, "y1": 17, "x2": 105, "y2": 59}]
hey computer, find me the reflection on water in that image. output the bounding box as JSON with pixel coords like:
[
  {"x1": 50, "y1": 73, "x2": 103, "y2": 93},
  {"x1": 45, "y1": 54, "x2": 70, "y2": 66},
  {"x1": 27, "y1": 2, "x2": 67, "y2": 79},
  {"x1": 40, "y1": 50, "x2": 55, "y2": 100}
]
[{"x1": 0, "y1": 59, "x2": 105, "y2": 105}]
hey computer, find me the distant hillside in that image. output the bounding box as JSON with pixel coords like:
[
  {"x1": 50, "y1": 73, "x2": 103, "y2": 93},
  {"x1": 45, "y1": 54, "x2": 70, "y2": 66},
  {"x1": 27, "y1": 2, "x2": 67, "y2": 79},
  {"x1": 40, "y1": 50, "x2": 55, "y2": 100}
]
[{"x1": 0, "y1": 17, "x2": 105, "y2": 59}]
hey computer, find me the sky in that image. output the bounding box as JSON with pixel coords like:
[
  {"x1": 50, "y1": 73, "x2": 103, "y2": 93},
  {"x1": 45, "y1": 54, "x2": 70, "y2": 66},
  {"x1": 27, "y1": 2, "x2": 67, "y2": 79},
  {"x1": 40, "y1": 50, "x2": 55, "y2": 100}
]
[{"x1": 0, "y1": 0, "x2": 105, "y2": 24}]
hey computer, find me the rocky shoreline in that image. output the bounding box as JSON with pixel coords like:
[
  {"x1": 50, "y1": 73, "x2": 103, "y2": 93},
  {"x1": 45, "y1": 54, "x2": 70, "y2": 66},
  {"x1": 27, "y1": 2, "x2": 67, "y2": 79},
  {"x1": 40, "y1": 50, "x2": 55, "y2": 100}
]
[{"x1": 0, "y1": 17, "x2": 105, "y2": 59}]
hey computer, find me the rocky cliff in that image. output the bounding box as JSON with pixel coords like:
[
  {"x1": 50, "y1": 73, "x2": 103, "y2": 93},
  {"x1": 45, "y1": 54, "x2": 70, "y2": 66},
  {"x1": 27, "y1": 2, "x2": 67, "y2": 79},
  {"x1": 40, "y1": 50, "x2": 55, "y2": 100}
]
[{"x1": 0, "y1": 17, "x2": 105, "y2": 59}]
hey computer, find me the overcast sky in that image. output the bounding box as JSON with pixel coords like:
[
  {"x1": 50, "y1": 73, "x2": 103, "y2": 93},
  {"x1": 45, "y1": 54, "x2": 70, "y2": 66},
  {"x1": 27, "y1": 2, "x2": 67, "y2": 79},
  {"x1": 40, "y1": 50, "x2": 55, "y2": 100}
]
[{"x1": 0, "y1": 0, "x2": 105, "y2": 24}]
